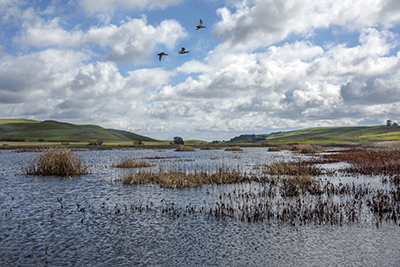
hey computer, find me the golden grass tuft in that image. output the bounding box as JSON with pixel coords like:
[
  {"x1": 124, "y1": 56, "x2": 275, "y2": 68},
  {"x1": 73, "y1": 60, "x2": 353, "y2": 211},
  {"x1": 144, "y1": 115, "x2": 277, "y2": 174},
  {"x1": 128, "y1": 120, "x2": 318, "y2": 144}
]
[
  {"x1": 23, "y1": 147, "x2": 89, "y2": 176},
  {"x1": 110, "y1": 157, "x2": 154, "y2": 168},
  {"x1": 291, "y1": 144, "x2": 324, "y2": 154},
  {"x1": 225, "y1": 146, "x2": 243, "y2": 151},
  {"x1": 118, "y1": 169, "x2": 246, "y2": 188},
  {"x1": 175, "y1": 145, "x2": 196, "y2": 151}
]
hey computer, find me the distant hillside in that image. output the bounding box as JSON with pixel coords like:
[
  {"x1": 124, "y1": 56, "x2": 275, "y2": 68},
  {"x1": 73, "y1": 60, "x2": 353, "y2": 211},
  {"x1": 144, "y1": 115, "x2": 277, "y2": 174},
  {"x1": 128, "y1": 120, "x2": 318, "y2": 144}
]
[
  {"x1": 0, "y1": 119, "x2": 157, "y2": 142},
  {"x1": 229, "y1": 126, "x2": 400, "y2": 144}
]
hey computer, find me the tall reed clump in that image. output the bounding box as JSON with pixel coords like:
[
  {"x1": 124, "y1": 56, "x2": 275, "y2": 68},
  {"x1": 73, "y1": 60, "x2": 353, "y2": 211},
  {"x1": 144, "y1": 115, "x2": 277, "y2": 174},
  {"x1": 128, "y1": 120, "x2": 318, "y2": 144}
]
[
  {"x1": 118, "y1": 169, "x2": 247, "y2": 188},
  {"x1": 175, "y1": 145, "x2": 195, "y2": 151},
  {"x1": 110, "y1": 157, "x2": 154, "y2": 168},
  {"x1": 23, "y1": 147, "x2": 89, "y2": 176}
]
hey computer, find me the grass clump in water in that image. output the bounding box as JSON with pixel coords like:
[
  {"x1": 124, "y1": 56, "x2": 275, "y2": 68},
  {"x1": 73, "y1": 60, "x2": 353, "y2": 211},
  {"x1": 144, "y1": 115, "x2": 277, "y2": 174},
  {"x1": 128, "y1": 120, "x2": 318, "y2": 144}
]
[
  {"x1": 268, "y1": 145, "x2": 291, "y2": 152},
  {"x1": 265, "y1": 161, "x2": 322, "y2": 176},
  {"x1": 291, "y1": 144, "x2": 324, "y2": 154},
  {"x1": 119, "y1": 169, "x2": 247, "y2": 188},
  {"x1": 175, "y1": 145, "x2": 196, "y2": 151},
  {"x1": 111, "y1": 157, "x2": 154, "y2": 168},
  {"x1": 225, "y1": 146, "x2": 243, "y2": 151},
  {"x1": 24, "y1": 147, "x2": 89, "y2": 176}
]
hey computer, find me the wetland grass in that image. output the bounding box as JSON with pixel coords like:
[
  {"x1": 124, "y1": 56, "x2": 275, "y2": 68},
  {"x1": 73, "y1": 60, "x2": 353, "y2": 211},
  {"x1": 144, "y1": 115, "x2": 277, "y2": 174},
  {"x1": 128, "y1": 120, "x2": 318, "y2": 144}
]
[
  {"x1": 268, "y1": 144, "x2": 291, "y2": 152},
  {"x1": 225, "y1": 146, "x2": 243, "y2": 151},
  {"x1": 175, "y1": 145, "x2": 196, "y2": 152},
  {"x1": 110, "y1": 157, "x2": 154, "y2": 168},
  {"x1": 322, "y1": 146, "x2": 400, "y2": 179},
  {"x1": 264, "y1": 161, "x2": 323, "y2": 176},
  {"x1": 118, "y1": 169, "x2": 249, "y2": 188},
  {"x1": 291, "y1": 144, "x2": 324, "y2": 154},
  {"x1": 23, "y1": 147, "x2": 89, "y2": 176},
  {"x1": 113, "y1": 144, "x2": 400, "y2": 226}
]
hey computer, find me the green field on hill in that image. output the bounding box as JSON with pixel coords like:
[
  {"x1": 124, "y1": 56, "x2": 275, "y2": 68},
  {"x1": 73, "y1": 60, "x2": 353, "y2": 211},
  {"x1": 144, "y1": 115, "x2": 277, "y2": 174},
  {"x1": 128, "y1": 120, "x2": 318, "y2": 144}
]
[
  {"x1": 229, "y1": 126, "x2": 400, "y2": 144},
  {"x1": 0, "y1": 119, "x2": 156, "y2": 143},
  {"x1": 2, "y1": 119, "x2": 400, "y2": 148}
]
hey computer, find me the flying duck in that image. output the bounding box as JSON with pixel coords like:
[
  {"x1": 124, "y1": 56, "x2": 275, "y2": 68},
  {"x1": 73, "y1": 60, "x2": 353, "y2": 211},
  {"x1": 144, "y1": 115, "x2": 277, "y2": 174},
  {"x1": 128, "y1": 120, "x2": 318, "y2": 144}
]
[
  {"x1": 157, "y1": 52, "x2": 168, "y2": 61},
  {"x1": 179, "y1": 47, "x2": 189, "y2": 54},
  {"x1": 196, "y1": 19, "x2": 206, "y2": 30}
]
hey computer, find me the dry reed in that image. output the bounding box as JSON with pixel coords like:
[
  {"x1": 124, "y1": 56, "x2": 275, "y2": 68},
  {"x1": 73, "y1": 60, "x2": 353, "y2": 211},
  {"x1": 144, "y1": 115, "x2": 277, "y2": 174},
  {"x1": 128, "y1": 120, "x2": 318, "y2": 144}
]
[
  {"x1": 111, "y1": 157, "x2": 154, "y2": 168},
  {"x1": 175, "y1": 145, "x2": 196, "y2": 151},
  {"x1": 118, "y1": 169, "x2": 247, "y2": 188},
  {"x1": 225, "y1": 146, "x2": 243, "y2": 151},
  {"x1": 268, "y1": 145, "x2": 291, "y2": 152},
  {"x1": 291, "y1": 144, "x2": 324, "y2": 154},
  {"x1": 23, "y1": 147, "x2": 89, "y2": 176},
  {"x1": 265, "y1": 161, "x2": 322, "y2": 176}
]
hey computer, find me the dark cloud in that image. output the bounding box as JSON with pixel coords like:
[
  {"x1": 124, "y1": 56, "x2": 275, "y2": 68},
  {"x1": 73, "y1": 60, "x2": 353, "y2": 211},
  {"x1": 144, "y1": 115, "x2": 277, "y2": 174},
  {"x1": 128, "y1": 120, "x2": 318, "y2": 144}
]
[{"x1": 341, "y1": 73, "x2": 400, "y2": 105}]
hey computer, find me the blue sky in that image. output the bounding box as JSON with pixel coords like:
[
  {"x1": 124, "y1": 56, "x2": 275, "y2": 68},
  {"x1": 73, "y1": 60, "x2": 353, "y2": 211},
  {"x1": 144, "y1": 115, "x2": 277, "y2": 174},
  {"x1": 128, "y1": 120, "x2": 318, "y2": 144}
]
[{"x1": 1, "y1": 0, "x2": 400, "y2": 141}]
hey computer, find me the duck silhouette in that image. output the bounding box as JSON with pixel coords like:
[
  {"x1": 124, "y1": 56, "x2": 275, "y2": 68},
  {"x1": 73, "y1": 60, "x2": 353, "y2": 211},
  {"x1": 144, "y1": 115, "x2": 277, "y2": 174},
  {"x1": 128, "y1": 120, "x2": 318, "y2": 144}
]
[
  {"x1": 179, "y1": 47, "x2": 189, "y2": 54},
  {"x1": 196, "y1": 19, "x2": 206, "y2": 30},
  {"x1": 157, "y1": 52, "x2": 168, "y2": 61}
]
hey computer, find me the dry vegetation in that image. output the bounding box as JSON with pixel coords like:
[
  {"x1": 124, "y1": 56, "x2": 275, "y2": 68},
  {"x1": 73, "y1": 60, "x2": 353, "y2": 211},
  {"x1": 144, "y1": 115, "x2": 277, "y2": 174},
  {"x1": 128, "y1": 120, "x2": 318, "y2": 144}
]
[
  {"x1": 264, "y1": 161, "x2": 323, "y2": 176},
  {"x1": 111, "y1": 157, "x2": 154, "y2": 168},
  {"x1": 321, "y1": 146, "x2": 400, "y2": 183},
  {"x1": 268, "y1": 144, "x2": 291, "y2": 152},
  {"x1": 175, "y1": 145, "x2": 196, "y2": 151},
  {"x1": 23, "y1": 147, "x2": 89, "y2": 176},
  {"x1": 267, "y1": 144, "x2": 323, "y2": 153},
  {"x1": 118, "y1": 169, "x2": 248, "y2": 188},
  {"x1": 290, "y1": 144, "x2": 324, "y2": 153},
  {"x1": 225, "y1": 146, "x2": 243, "y2": 151}
]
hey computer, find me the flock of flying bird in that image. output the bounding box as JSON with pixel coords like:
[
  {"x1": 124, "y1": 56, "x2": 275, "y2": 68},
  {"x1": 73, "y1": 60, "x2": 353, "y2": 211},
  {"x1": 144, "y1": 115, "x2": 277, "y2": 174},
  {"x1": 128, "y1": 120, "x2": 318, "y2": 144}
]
[{"x1": 157, "y1": 19, "x2": 206, "y2": 61}]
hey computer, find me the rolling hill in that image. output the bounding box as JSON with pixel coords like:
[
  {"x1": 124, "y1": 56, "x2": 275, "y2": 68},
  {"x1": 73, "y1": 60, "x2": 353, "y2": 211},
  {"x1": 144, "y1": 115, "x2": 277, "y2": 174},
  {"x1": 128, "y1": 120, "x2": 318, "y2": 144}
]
[
  {"x1": 0, "y1": 119, "x2": 157, "y2": 142},
  {"x1": 229, "y1": 126, "x2": 400, "y2": 144}
]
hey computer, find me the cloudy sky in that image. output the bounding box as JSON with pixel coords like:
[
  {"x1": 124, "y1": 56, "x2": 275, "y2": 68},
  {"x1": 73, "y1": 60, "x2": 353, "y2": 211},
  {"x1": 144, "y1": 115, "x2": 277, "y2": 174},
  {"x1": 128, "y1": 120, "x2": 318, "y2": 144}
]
[{"x1": 1, "y1": 0, "x2": 400, "y2": 141}]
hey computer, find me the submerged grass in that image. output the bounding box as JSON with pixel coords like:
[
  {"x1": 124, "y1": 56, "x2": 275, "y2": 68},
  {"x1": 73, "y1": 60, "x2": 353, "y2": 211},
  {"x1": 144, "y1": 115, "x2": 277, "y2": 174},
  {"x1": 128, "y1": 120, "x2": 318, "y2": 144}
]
[{"x1": 23, "y1": 147, "x2": 89, "y2": 176}]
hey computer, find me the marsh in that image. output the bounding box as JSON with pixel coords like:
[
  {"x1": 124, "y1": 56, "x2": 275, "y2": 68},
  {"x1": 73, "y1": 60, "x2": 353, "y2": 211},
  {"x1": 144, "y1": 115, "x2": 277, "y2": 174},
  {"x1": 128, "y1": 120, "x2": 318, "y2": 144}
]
[{"x1": 1, "y1": 147, "x2": 400, "y2": 266}]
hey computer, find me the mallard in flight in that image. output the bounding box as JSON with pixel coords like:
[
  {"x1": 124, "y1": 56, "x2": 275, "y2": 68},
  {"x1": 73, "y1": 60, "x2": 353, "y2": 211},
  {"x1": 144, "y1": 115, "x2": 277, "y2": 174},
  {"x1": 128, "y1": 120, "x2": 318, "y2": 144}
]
[
  {"x1": 179, "y1": 47, "x2": 189, "y2": 54},
  {"x1": 196, "y1": 19, "x2": 206, "y2": 30},
  {"x1": 157, "y1": 52, "x2": 168, "y2": 61}
]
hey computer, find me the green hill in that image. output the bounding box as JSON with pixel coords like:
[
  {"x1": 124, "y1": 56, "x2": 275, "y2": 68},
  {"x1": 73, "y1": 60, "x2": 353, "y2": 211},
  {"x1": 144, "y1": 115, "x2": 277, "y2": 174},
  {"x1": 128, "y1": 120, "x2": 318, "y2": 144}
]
[
  {"x1": 229, "y1": 126, "x2": 400, "y2": 144},
  {"x1": 0, "y1": 119, "x2": 157, "y2": 142}
]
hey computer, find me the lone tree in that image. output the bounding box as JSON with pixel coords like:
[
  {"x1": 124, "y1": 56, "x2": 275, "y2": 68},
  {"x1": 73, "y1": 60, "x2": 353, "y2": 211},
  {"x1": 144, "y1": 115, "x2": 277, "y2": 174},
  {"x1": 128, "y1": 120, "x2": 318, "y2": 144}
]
[
  {"x1": 173, "y1": 136, "x2": 184, "y2": 145},
  {"x1": 387, "y1": 120, "x2": 392, "y2": 126}
]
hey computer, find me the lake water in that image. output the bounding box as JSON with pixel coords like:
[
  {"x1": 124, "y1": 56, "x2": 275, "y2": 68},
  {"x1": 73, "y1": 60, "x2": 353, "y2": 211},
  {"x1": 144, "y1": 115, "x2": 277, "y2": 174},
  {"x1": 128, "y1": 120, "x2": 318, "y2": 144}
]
[{"x1": 1, "y1": 148, "x2": 400, "y2": 266}]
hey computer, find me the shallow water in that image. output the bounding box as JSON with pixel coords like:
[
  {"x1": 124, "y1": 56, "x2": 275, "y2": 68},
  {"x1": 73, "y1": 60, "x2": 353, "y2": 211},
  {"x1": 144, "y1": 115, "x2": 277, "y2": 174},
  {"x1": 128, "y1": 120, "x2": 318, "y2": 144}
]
[{"x1": 1, "y1": 148, "x2": 400, "y2": 266}]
